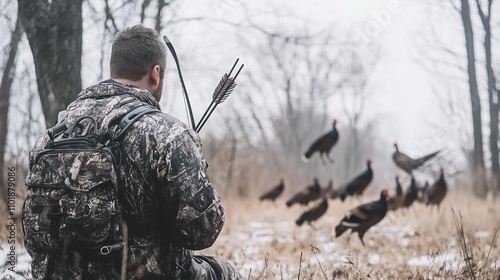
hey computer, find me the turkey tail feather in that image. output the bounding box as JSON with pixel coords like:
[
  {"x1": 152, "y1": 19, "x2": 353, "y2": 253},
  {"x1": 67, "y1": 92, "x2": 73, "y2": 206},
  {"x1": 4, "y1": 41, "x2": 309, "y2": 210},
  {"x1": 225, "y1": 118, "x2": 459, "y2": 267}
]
[
  {"x1": 335, "y1": 224, "x2": 347, "y2": 237},
  {"x1": 340, "y1": 193, "x2": 347, "y2": 201},
  {"x1": 301, "y1": 154, "x2": 310, "y2": 162},
  {"x1": 417, "y1": 150, "x2": 441, "y2": 165},
  {"x1": 302, "y1": 148, "x2": 315, "y2": 162},
  {"x1": 304, "y1": 149, "x2": 314, "y2": 158}
]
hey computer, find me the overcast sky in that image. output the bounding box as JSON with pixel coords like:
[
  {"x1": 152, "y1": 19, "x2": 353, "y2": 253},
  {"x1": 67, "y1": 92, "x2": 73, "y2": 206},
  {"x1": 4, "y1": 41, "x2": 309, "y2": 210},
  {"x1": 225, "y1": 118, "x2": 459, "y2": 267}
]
[
  {"x1": 5, "y1": 0, "x2": 497, "y2": 180},
  {"x1": 151, "y1": 0, "x2": 471, "y2": 165}
]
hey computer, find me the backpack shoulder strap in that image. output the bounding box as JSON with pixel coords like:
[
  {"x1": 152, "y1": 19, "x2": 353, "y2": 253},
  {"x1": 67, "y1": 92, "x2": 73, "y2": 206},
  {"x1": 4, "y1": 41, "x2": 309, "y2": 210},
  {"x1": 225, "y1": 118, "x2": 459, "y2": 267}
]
[{"x1": 114, "y1": 104, "x2": 159, "y2": 141}]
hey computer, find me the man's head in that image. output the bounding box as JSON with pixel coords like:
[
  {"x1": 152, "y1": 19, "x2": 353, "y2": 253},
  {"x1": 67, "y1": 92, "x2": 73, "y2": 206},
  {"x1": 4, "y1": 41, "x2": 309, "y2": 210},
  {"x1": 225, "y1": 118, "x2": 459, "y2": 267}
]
[{"x1": 110, "y1": 24, "x2": 166, "y2": 101}]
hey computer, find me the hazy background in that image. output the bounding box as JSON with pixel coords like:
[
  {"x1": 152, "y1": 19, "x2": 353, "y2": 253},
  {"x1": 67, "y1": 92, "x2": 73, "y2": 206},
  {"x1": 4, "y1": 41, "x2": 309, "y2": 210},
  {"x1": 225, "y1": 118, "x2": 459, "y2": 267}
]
[
  {"x1": 1, "y1": 0, "x2": 499, "y2": 199},
  {"x1": 2, "y1": 2, "x2": 500, "y2": 278}
]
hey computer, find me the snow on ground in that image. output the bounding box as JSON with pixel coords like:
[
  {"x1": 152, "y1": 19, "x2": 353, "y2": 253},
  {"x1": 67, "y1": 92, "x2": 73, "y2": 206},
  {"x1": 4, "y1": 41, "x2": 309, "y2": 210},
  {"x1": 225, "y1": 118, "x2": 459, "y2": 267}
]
[
  {"x1": 491, "y1": 259, "x2": 500, "y2": 269},
  {"x1": 0, "y1": 244, "x2": 32, "y2": 280},
  {"x1": 215, "y1": 217, "x2": 425, "y2": 277},
  {"x1": 475, "y1": 231, "x2": 490, "y2": 239},
  {"x1": 214, "y1": 216, "x2": 500, "y2": 278},
  {"x1": 407, "y1": 250, "x2": 461, "y2": 271},
  {"x1": 2, "y1": 223, "x2": 496, "y2": 278},
  {"x1": 372, "y1": 223, "x2": 416, "y2": 247}
]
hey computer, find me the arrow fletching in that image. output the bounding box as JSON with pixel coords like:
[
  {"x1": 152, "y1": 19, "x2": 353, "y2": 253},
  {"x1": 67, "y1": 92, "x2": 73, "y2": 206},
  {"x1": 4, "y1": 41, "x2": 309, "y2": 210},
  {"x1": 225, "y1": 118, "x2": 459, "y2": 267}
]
[
  {"x1": 213, "y1": 74, "x2": 236, "y2": 104},
  {"x1": 162, "y1": 34, "x2": 244, "y2": 133},
  {"x1": 195, "y1": 59, "x2": 244, "y2": 133}
]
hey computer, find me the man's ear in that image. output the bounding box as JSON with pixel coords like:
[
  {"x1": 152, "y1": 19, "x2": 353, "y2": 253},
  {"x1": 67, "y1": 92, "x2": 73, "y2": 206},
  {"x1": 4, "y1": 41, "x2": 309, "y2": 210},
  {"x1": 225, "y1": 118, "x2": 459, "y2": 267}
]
[{"x1": 150, "y1": 65, "x2": 161, "y2": 87}]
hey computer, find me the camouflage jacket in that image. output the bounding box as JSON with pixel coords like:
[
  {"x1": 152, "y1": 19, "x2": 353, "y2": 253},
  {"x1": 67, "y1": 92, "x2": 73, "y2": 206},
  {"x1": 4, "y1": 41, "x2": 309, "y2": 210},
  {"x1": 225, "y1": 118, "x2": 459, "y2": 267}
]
[{"x1": 24, "y1": 79, "x2": 225, "y2": 279}]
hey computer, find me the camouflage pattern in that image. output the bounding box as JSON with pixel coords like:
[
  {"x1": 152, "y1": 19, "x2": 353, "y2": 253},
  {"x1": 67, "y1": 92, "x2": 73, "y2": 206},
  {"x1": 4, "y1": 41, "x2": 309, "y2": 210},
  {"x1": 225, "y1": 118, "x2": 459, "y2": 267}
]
[{"x1": 23, "y1": 79, "x2": 242, "y2": 279}]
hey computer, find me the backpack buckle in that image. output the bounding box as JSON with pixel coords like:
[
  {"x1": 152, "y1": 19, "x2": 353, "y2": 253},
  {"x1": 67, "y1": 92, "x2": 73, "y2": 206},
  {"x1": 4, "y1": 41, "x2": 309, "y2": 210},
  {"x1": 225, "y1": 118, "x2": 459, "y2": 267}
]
[{"x1": 99, "y1": 242, "x2": 123, "y2": 256}]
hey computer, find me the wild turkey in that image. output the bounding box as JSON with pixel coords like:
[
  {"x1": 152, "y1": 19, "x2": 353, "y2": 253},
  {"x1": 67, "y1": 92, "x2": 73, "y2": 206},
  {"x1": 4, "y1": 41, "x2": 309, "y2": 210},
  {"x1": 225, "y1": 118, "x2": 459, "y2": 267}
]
[
  {"x1": 388, "y1": 176, "x2": 404, "y2": 211},
  {"x1": 402, "y1": 177, "x2": 419, "y2": 208},
  {"x1": 260, "y1": 178, "x2": 285, "y2": 202},
  {"x1": 295, "y1": 195, "x2": 329, "y2": 226},
  {"x1": 322, "y1": 180, "x2": 334, "y2": 196},
  {"x1": 330, "y1": 185, "x2": 344, "y2": 200},
  {"x1": 302, "y1": 119, "x2": 339, "y2": 163},
  {"x1": 335, "y1": 190, "x2": 389, "y2": 246},
  {"x1": 425, "y1": 168, "x2": 447, "y2": 207},
  {"x1": 286, "y1": 178, "x2": 322, "y2": 207},
  {"x1": 417, "y1": 181, "x2": 430, "y2": 203},
  {"x1": 340, "y1": 159, "x2": 373, "y2": 201},
  {"x1": 393, "y1": 143, "x2": 440, "y2": 175}
]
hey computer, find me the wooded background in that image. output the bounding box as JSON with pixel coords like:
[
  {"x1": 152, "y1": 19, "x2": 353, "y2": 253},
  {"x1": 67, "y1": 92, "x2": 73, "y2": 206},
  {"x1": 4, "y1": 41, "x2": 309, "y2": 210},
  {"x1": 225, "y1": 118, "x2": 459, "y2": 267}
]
[{"x1": 1, "y1": 0, "x2": 500, "y2": 208}]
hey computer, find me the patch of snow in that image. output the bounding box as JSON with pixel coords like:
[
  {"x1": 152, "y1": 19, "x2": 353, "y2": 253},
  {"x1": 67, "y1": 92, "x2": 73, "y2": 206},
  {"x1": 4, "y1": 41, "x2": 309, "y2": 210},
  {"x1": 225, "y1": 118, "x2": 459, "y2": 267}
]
[
  {"x1": 474, "y1": 231, "x2": 490, "y2": 238},
  {"x1": 252, "y1": 228, "x2": 275, "y2": 238},
  {"x1": 399, "y1": 238, "x2": 410, "y2": 247},
  {"x1": 243, "y1": 245, "x2": 260, "y2": 256},
  {"x1": 223, "y1": 232, "x2": 248, "y2": 242},
  {"x1": 407, "y1": 251, "x2": 462, "y2": 271},
  {"x1": 445, "y1": 262, "x2": 461, "y2": 271},
  {"x1": 275, "y1": 236, "x2": 295, "y2": 244},
  {"x1": 240, "y1": 259, "x2": 265, "y2": 277},
  {"x1": 0, "y1": 249, "x2": 5, "y2": 273},
  {"x1": 377, "y1": 224, "x2": 417, "y2": 237},
  {"x1": 448, "y1": 238, "x2": 457, "y2": 246},
  {"x1": 368, "y1": 253, "x2": 382, "y2": 265},
  {"x1": 321, "y1": 242, "x2": 339, "y2": 252},
  {"x1": 408, "y1": 252, "x2": 456, "y2": 266},
  {"x1": 0, "y1": 244, "x2": 33, "y2": 280},
  {"x1": 408, "y1": 255, "x2": 432, "y2": 266},
  {"x1": 375, "y1": 224, "x2": 418, "y2": 246},
  {"x1": 491, "y1": 259, "x2": 500, "y2": 269},
  {"x1": 251, "y1": 234, "x2": 274, "y2": 244},
  {"x1": 245, "y1": 221, "x2": 268, "y2": 229}
]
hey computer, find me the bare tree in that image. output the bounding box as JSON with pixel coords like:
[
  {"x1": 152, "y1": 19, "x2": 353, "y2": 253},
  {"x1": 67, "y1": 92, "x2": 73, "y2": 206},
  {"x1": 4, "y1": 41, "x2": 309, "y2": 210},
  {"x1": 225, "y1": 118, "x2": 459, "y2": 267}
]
[
  {"x1": 246, "y1": 33, "x2": 343, "y2": 181},
  {"x1": 419, "y1": 1, "x2": 494, "y2": 196},
  {"x1": 227, "y1": 21, "x2": 391, "y2": 194},
  {"x1": 475, "y1": 0, "x2": 499, "y2": 194},
  {"x1": 0, "y1": 14, "x2": 23, "y2": 205},
  {"x1": 459, "y1": 0, "x2": 487, "y2": 197},
  {"x1": 17, "y1": 0, "x2": 83, "y2": 128},
  {"x1": 250, "y1": 33, "x2": 341, "y2": 152},
  {"x1": 418, "y1": 2, "x2": 473, "y2": 177},
  {"x1": 337, "y1": 46, "x2": 380, "y2": 176}
]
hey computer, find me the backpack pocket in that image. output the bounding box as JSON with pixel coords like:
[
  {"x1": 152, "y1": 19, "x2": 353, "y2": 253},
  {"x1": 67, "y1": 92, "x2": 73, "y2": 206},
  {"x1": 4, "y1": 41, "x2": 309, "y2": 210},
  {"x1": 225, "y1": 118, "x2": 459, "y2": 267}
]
[{"x1": 23, "y1": 148, "x2": 122, "y2": 253}]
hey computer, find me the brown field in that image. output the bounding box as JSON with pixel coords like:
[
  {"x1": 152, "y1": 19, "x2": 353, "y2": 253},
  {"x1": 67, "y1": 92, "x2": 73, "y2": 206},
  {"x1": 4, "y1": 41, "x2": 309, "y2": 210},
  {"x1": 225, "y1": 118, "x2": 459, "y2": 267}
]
[
  {"x1": 2, "y1": 186, "x2": 499, "y2": 279},
  {"x1": 201, "y1": 191, "x2": 500, "y2": 279}
]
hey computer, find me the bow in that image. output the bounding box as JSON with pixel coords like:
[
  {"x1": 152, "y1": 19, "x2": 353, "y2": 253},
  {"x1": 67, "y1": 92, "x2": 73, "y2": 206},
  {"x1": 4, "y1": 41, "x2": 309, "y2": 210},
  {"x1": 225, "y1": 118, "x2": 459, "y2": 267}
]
[{"x1": 163, "y1": 35, "x2": 244, "y2": 133}]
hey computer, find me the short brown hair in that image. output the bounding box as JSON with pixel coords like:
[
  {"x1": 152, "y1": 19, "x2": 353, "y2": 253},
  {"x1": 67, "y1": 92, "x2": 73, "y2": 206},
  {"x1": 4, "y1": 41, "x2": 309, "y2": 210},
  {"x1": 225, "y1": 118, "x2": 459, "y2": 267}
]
[{"x1": 110, "y1": 24, "x2": 166, "y2": 81}]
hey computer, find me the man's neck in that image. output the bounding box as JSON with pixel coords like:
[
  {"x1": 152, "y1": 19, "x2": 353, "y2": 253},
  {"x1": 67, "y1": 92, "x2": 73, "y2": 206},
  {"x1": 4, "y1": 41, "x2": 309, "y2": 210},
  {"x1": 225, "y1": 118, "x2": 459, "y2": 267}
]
[{"x1": 114, "y1": 78, "x2": 151, "y2": 92}]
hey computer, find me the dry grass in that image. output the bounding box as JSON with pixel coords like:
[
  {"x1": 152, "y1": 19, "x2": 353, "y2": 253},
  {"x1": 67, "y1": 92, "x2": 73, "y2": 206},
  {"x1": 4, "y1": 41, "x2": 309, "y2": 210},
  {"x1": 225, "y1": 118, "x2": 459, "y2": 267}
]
[{"x1": 201, "y1": 190, "x2": 500, "y2": 279}]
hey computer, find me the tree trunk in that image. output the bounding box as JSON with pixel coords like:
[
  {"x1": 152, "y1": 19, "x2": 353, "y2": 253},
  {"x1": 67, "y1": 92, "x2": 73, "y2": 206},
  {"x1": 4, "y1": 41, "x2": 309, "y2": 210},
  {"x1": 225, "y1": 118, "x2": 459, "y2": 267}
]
[
  {"x1": 0, "y1": 15, "x2": 23, "y2": 202},
  {"x1": 475, "y1": 0, "x2": 499, "y2": 195},
  {"x1": 460, "y1": 0, "x2": 486, "y2": 197},
  {"x1": 484, "y1": 10, "x2": 499, "y2": 196},
  {"x1": 17, "y1": 0, "x2": 83, "y2": 128}
]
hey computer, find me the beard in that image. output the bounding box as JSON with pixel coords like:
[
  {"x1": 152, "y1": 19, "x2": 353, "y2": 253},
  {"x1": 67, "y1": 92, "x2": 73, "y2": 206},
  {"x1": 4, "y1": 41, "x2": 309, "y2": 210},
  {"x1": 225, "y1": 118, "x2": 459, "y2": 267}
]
[{"x1": 152, "y1": 78, "x2": 164, "y2": 102}]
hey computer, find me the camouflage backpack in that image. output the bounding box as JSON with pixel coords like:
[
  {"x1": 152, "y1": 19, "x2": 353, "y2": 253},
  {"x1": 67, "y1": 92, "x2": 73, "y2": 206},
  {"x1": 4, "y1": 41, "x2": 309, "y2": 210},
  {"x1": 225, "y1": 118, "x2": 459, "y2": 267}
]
[{"x1": 23, "y1": 102, "x2": 158, "y2": 257}]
